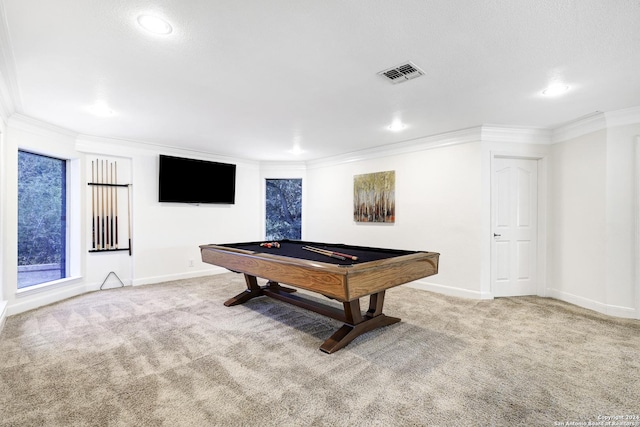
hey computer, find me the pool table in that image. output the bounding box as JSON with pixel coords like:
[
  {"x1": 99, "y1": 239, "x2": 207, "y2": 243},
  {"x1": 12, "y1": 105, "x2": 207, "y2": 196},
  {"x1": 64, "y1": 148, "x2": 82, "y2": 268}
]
[{"x1": 200, "y1": 240, "x2": 439, "y2": 353}]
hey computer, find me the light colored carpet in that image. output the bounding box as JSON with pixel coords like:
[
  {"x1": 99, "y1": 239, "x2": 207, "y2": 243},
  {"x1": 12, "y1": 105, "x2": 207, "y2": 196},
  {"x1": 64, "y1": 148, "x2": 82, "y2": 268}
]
[{"x1": 1, "y1": 273, "x2": 639, "y2": 426}]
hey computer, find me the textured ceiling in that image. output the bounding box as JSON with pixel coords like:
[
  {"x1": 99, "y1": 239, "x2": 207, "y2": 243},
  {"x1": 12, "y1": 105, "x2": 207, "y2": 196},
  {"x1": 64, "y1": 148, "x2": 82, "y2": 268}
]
[{"x1": 1, "y1": 0, "x2": 639, "y2": 161}]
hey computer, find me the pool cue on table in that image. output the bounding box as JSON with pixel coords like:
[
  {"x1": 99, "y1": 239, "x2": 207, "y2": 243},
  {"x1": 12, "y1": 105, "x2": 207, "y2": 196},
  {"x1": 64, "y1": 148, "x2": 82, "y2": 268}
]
[
  {"x1": 302, "y1": 245, "x2": 347, "y2": 261},
  {"x1": 114, "y1": 162, "x2": 118, "y2": 249},
  {"x1": 302, "y1": 245, "x2": 358, "y2": 261}
]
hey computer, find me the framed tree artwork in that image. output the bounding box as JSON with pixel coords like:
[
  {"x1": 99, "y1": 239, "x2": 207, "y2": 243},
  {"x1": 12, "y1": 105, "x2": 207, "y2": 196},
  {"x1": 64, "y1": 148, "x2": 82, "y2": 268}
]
[{"x1": 353, "y1": 171, "x2": 395, "y2": 223}]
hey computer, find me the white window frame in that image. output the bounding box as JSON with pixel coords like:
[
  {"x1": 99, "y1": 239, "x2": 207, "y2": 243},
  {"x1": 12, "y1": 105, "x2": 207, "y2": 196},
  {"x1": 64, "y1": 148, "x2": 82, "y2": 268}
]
[{"x1": 16, "y1": 150, "x2": 81, "y2": 296}]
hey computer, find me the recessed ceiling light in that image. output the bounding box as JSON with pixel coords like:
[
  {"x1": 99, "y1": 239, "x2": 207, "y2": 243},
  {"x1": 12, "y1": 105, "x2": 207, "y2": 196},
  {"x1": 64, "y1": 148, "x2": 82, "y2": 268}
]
[
  {"x1": 387, "y1": 120, "x2": 407, "y2": 132},
  {"x1": 542, "y1": 83, "x2": 570, "y2": 96},
  {"x1": 137, "y1": 15, "x2": 173, "y2": 35},
  {"x1": 88, "y1": 102, "x2": 115, "y2": 117},
  {"x1": 288, "y1": 146, "x2": 305, "y2": 155}
]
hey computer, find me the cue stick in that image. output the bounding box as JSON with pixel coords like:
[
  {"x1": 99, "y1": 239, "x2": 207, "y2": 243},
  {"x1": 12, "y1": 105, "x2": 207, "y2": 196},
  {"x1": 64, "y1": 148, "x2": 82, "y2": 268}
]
[
  {"x1": 127, "y1": 183, "x2": 132, "y2": 255},
  {"x1": 302, "y1": 245, "x2": 358, "y2": 261},
  {"x1": 106, "y1": 161, "x2": 110, "y2": 249},
  {"x1": 98, "y1": 159, "x2": 101, "y2": 249},
  {"x1": 104, "y1": 161, "x2": 108, "y2": 249},
  {"x1": 110, "y1": 162, "x2": 114, "y2": 248},
  {"x1": 106, "y1": 160, "x2": 111, "y2": 249},
  {"x1": 96, "y1": 158, "x2": 101, "y2": 249},
  {"x1": 104, "y1": 160, "x2": 109, "y2": 249},
  {"x1": 302, "y1": 246, "x2": 347, "y2": 261},
  {"x1": 91, "y1": 160, "x2": 95, "y2": 249},
  {"x1": 114, "y1": 162, "x2": 119, "y2": 248},
  {"x1": 100, "y1": 160, "x2": 107, "y2": 249}
]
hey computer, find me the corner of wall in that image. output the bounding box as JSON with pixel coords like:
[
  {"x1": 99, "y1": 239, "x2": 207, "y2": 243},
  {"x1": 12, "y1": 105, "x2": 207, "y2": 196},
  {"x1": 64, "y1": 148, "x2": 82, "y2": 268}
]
[
  {"x1": 0, "y1": 300, "x2": 8, "y2": 335},
  {"x1": 635, "y1": 135, "x2": 640, "y2": 319}
]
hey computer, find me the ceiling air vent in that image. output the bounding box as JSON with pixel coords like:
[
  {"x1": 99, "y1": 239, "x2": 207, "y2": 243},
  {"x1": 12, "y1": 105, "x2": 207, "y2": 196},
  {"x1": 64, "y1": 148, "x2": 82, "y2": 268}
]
[{"x1": 378, "y1": 61, "x2": 424, "y2": 84}]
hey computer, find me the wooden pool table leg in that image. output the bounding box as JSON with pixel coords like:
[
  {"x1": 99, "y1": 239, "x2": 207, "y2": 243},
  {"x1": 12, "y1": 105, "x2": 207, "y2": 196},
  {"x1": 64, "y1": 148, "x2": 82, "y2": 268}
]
[
  {"x1": 264, "y1": 280, "x2": 297, "y2": 294},
  {"x1": 224, "y1": 275, "x2": 296, "y2": 307},
  {"x1": 224, "y1": 274, "x2": 265, "y2": 306},
  {"x1": 319, "y1": 290, "x2": 400, "y2": 354}
]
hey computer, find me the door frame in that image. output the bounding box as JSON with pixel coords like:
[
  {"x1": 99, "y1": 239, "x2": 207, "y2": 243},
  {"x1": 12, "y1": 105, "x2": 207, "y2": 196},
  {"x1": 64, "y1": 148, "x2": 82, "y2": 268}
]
[{"x1": 487, "y1": 151, "x2": 548, "y2": 298}]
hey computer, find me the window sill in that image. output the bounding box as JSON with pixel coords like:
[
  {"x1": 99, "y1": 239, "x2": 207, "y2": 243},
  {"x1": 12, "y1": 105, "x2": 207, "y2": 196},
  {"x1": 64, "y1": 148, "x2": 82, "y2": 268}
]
[{"x1": 16, "y1": 276, "x2": 83, "y2": 297}]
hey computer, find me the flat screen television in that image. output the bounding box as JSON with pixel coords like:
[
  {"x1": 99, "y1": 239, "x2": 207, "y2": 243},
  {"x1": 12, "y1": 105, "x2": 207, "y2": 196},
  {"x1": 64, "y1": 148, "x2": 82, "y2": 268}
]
[{"x1": 158, "y1": 155, "x2": 236, "y2": 204}]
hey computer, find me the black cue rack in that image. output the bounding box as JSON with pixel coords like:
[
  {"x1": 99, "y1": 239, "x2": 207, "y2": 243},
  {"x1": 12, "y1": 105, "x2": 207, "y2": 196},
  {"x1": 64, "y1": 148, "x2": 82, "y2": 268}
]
[{"x1": 87, "y1": 159, "x2": 132, "y2": 256}]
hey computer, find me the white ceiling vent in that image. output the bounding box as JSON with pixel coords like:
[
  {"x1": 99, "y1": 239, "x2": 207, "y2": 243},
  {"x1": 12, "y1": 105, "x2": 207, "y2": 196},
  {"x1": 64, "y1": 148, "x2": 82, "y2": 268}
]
[{"x1": 378, "y1": 61, "x2": 424, "y2": 84}]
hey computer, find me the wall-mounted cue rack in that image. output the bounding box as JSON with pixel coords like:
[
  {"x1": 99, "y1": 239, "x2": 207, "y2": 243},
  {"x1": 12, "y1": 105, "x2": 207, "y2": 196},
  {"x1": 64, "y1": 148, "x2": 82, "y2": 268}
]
[{"x1": 88, "y1": 159, "x2": 132, "y2": 256}]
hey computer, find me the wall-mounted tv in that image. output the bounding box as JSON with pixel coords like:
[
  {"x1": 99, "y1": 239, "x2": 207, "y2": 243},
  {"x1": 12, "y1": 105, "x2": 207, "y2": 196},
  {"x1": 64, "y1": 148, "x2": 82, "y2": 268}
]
[{"x1": 158, "y1": 155, "x2": 236, "y2": 204}]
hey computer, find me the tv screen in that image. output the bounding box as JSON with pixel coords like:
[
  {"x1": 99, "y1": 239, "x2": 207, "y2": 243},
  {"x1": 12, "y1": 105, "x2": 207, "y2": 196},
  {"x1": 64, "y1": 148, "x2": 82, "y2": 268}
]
[{"x1": 158, "y1": 155, "x2": 236, "y2": 204}]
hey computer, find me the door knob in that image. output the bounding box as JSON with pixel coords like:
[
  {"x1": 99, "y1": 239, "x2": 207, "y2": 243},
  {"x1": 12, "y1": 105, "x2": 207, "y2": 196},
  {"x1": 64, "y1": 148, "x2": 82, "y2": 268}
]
[{"x1": 493, "y1": 233, "x2": 501, "y2": 237}]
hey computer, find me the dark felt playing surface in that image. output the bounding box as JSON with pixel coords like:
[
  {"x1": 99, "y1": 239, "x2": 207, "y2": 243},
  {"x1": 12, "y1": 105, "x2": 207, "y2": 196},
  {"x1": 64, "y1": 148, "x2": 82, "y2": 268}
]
[{"x1": 217, "y1": 240, "x2": 418, "y2": 266}]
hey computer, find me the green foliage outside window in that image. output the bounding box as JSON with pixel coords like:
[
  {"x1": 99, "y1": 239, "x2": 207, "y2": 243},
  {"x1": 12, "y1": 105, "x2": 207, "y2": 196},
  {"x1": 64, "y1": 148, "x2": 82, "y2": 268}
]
[
  {"x1": 265, "y1": 179, "x2": 302, "y2": 240},
  {"x1": 17, "y1": 150, "x2": 66, "y2": 266}
]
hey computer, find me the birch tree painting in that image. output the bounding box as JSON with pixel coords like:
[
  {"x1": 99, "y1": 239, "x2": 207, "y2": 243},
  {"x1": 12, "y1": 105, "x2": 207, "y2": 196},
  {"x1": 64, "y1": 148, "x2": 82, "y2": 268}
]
[{"x1": 353, "y1": 171, "x2": 395, "y2": 223}]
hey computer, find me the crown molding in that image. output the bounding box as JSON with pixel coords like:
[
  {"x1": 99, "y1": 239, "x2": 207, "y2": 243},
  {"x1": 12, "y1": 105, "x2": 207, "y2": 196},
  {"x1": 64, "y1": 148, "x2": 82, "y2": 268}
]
[
  {"x1": 551, "y1": 111, "x2": 607, "y2": 144},
  {"x1": 76, "y1": 133, "x2": 260, "y2": 167},
  {"x1": 0, "y1": 0, "x2": 20, "y2": 115},
  {"x1": 305, "y1": 124, "x2": 554, "y2": 169},
  {"x1": 259, "y1": 161, "x2": 307, "y2": 173},
  {"x1": 0, "y1": 72, "x2": 13, "y2": 124},
  {"x1": 306, "y1": 126, "x2": 482, "y2": 169},
  {"x1": 8, "y1": 113, "x2": 78, "y2": 139},
  {"x1": 551, "y1": 106, "x2": 640, "y2": 144},
  {"x1": 0, "y1": 62, "x2": 15, "y2": 125},
  {"x1": 605, "y1": 105, "x2": 640, "y2": 128},
  {"x1": 481, "y1": 125, "x2": 552, "y2": 145}
]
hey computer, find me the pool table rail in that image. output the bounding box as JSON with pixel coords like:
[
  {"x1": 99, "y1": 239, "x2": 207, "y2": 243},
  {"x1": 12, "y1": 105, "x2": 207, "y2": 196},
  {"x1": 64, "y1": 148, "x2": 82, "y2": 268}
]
[
  {"x1": 200, "y1": 243, "x2": 439, "y2": 301},
  {"x1": 201, "y1": 243, "x2": 350, "y2": 300}
]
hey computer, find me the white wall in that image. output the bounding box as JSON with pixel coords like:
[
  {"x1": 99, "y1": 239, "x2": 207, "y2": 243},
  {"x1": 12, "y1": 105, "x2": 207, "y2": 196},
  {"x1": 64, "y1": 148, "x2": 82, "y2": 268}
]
[
  {"x1": 605, "y1": 123, "x2": 640, "y2": 316},
  {"x1": 126, "y1": 148, "x2": 261, "y2": 285},
  {"x1": 548, "y1": 130, "x2": 608, "y2": 307},
  {"x1": 306, "y1": 138, "x2": 485, "y2": 298},
  {"x1": 0, "y1": 117, "x2": 6, "y2": 326},
  {"x1": 1, "y1": 109, "x2": 639, "y2": 320},
  {"x1": 302, "y1": 130, "x2": 553, "y2": 300},
  {"x1": 2, "y1": 118, "x2": 263, "y2": 315},
  {"x1": 548, "y1": 117, "x2": 640, "y2": 318}
]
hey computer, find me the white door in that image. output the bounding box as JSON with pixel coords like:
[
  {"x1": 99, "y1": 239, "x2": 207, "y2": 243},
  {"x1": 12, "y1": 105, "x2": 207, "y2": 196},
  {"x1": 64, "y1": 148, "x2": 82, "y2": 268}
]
[{"x1": 491, "y1": 157, "x2": 538, "y2": 297}]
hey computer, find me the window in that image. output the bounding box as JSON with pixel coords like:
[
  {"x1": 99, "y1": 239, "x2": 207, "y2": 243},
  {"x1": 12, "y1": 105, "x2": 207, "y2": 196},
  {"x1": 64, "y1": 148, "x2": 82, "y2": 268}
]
[
  {"x1": 265, "y1": 178, "x2": 302, "y2": 240},
  {"x1": 17, "y1": 150, "x2": 67, "y2": 289}
]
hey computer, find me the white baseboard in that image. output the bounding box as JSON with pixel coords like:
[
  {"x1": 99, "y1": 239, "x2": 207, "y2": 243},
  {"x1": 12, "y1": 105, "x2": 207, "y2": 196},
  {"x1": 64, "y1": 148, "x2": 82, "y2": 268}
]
[
  {"x1": 406, "y1": 280, "x2": 493, "y2": 300},
  {"x1": 131, "y1": 267, "x2": 228, "y2": 287},
  {"x1": 547, "y1": 288, "x2": 637, "y2": 319},
  {"x1": 8, "y1": 280, "x2": 88, "y2": 316},
  {"x1": 0, "y1": 300, "x2": 7, "y2": 334},
  {"x1": 408, "y1": 283, "x2": 637, "y2": 319},
  {"x1": 5, "y1": 268, "x2": 230, "y2": 317}
]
